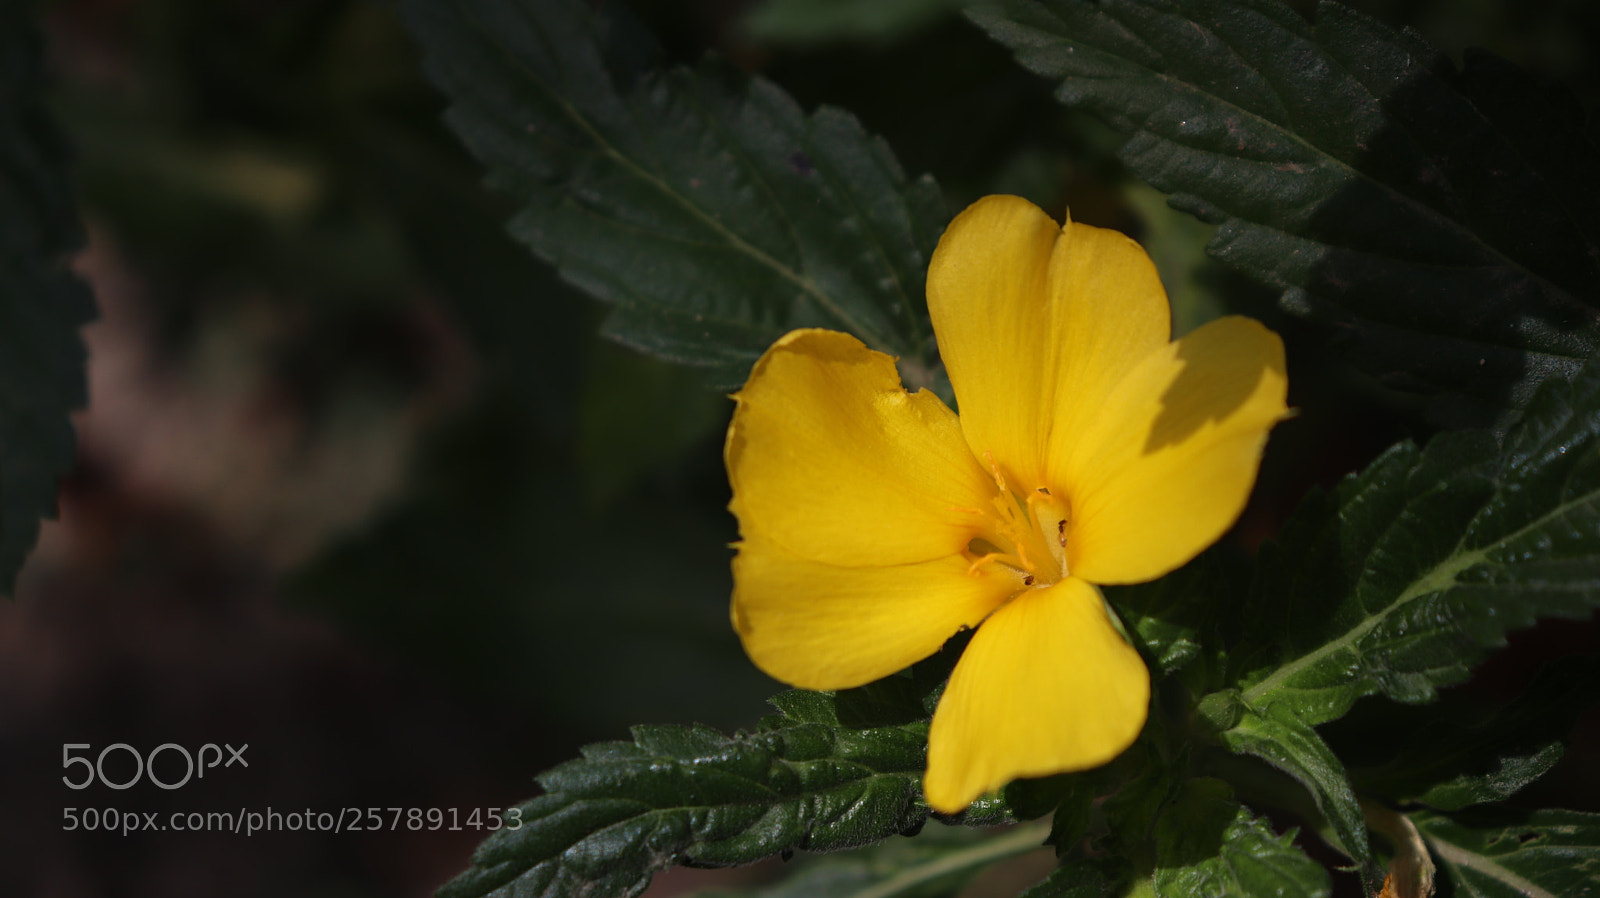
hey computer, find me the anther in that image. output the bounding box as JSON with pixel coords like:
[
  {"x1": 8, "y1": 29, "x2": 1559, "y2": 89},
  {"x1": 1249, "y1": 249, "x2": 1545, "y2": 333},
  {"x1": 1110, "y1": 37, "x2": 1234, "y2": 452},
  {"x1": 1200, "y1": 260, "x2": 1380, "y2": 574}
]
[
  {"x1": 983, "y1": 451, "x2": 1007, "y2": 492},
  {"x1": 967, "y1": 552, "x2": 1003, "y2": 575}
]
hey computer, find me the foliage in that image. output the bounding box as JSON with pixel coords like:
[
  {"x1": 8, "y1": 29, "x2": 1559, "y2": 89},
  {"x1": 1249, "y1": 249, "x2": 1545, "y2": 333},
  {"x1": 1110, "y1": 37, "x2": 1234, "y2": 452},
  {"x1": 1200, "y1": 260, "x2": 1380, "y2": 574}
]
[
  {"x1": 5, "y1": 0, "x2": 1599, "y2": 895},
  {"x1": 971, "y1": 0, "x2": 1600, "y2": 427},
  {"x1": 437, "y1": 688, "x2": 935, "y2": 898},
  {"x1": 1411, "y1": 808, "x2": 1600, "y2": 898},
  {"x1": 0, "y1": 0, "x2": 96, "y2": 596},
  {"x1": 399, "y1": 0, "x2": 948, "y2": 390}
]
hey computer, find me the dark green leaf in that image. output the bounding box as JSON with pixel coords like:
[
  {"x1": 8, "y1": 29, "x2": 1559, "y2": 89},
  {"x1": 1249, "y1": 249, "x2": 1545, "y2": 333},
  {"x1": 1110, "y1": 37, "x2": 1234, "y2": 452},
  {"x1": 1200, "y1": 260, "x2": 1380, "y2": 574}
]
[
  {"x1": 1105, "y1": 546, "x2": 1245, "y2": 686},
  {"x1": 438, "y1": 712, "x2": 931, "y2": 898},
  {"x1": 1412, "y1": 808, "x2": 1600, "y2": 898},
  {"x1": 1151, "y1": 778, "x2": 1331, "y2": 898},
  {"x1": 1227, "y1": 352, "x2": 1600, "y2": 727},
  {"x1": 1214, "y1": 701, "x2": 1376, "y2": 885},
  {"x1": 1353, "y1": 655, "x2": 1600, "y2": 811},
  {"x1": 0, "y1": 0, "x2": 96, "y2": 595},
  {"x1": 401, "y1": 0, "x2": 946, "y2": 388},
  {"x1": 970, "y1": 0, "x2": 1600, "y2": 424}
]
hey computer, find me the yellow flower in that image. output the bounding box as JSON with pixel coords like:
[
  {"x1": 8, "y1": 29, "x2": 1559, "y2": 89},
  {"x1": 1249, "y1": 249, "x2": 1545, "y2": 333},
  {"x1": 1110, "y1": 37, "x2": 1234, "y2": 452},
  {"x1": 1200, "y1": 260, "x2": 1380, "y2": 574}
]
[{"x1": 725, "y1": 195, "x2": 1288, "y2": 813}]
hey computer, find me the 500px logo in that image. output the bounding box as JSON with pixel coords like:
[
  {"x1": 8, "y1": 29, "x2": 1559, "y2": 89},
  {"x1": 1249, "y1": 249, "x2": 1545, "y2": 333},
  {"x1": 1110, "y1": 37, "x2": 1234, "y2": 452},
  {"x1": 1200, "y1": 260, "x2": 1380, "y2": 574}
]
[{"x1": 63, "y1": 743, "x2": 248, "y2": 791}]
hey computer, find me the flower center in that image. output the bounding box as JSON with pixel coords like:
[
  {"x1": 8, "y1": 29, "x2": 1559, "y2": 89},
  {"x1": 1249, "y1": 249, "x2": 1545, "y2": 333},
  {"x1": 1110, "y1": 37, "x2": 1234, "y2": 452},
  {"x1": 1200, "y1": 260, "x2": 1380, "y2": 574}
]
[{"x1": 966, "y1": 453, "x2": 1069, "y2": 588}]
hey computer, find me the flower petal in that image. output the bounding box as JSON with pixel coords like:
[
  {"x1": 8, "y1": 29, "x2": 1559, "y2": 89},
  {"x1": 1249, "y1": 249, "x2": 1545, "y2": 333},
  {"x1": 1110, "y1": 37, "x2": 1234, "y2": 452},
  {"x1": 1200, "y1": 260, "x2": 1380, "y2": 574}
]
[
  {"x1": 1057, "y1": 316, "x2": 1289, "y2": 585},
  {"x1": 923, "y1": 578, "x2": 1149, "y2": 813},
  {"x1": 925, "y1": 196, "x2": 1060, "y2": 483},
  {"x1": 928, "y1": 196, "x2": 1170, "y2": 486},
  {"x1": 732, "y1": 536, "x2": 1020, "y2": 691},
  {"x1": 1038, "y1": 215, "x2": 1172, "y2": 470},
  {"x1": 727, "y1": 328, "x2": 996, "y2": 567}
]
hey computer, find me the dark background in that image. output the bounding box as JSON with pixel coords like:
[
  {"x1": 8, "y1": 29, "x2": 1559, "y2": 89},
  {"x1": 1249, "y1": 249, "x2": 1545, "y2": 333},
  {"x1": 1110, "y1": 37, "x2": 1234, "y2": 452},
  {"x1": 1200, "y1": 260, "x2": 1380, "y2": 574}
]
[{"x1": 3, "y1": 0, "x2": 1597, "y2": 895}]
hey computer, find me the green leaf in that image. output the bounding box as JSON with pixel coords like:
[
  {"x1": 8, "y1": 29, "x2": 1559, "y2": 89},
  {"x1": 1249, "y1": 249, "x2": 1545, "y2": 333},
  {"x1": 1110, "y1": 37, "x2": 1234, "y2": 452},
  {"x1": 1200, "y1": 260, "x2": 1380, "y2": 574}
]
[
  {"x1": 401, "y1": 0, "x2": 947, "y2": 388},
  {"x1": 438, "y1": 709, "x2": 932, "y2": 898},
  {"x1": 1412, "y1": 808, "x2": 1600, "y2": 898},
  {"x1": 1352, "y1": 655, "x2": 1600, "y2": 811},
  {"x1": 701, "y1": 820, "x2": 1052, "y2": 898},
  {"x1": 1213, "y1": 701, "x2": 1376, "y2": 884},
  {"x1": 1151, "y1": 778, "x2": 1331, "y2": 898},
  {"x1": 0, "y1": 0, "x2": 96, "y2": 596},
  {"x1": 1106, "y1": 547, "x2": 1245, "y2": 687},
  {"x1": 745, "y1": 0, "x2": 970, "y2": 44},
  {"x1": 1227, "y1": 352, "x2": 1600, "y2": 728},
  {"x1": 970, "y1": 0, "x2": 1600, "y2": 424}
]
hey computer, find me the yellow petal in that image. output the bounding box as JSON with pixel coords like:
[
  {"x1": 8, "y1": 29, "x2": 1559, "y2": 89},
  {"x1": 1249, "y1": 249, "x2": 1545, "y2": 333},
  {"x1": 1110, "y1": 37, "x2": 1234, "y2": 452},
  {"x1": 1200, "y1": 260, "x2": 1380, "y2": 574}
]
[
  {"x1": 925, "y1": 195, "x2": 1060, "y2": 484},
  {"x1": 1057, "y1": 316, "x2": 1288, "y2": 584},
  {"x1": 732, "y1": 536, "x2": 1021, "y2": 691},
  {"x1": 928, "y1": 196, "x2": 1170, "y2": 485},
  {"x1": 1038, "y1": 215, "x2": 1172, "y2": 466},
  {"x1": 923, "y1": 578, "x2": 1149, "y2": 813},
  {"x1": 726, "y1": 329, "x2": 996, "y2": 567}
]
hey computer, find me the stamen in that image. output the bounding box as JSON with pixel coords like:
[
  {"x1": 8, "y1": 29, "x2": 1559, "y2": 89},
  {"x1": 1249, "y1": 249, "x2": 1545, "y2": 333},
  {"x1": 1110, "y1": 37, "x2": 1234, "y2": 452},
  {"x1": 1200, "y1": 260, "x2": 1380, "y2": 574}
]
[
  {"x1": 969, "y1": 453, "x2": 1071, "y2": 586},
  {"x1": 966, "y1": 552, "x2": 1004, "y2": 575},
  {"x1": 982, "y1": 451, "x2": 1007, "y2": 492}
]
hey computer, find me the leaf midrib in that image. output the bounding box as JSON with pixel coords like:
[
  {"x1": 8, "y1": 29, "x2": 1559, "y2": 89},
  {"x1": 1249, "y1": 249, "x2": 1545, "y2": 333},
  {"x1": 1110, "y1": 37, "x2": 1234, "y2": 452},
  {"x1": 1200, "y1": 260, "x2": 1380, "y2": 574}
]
[
  {"x1": 455, "y1": 0, "x2": 903, "y2": 354},
  {"x1": 511, "y1": 764, "x2": 922, "y2": 880},
  {"x1": 1426, "y1": 832, "x2": 1559, "y2": 898},
  {"x1": 1240, "y1": 461, "x2": 1600, "y2": 710}
]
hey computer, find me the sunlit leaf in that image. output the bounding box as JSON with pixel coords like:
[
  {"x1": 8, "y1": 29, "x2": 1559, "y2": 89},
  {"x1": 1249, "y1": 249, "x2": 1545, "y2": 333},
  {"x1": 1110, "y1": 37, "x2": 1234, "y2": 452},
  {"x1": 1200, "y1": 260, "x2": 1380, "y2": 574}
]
[
  {"x1": 1151, "y1": 778, "x2": 1331, "y2": 898},
  {"x1": 1227, "y1": 352, "x2": 1600, "y2": 727},
  {"x1": 1412, "y1": 808, "x2": 1600, "y2": 898},
  {"x1": 438, "y1": 710, "x2": 930, "y2": 898},
  {"x1": 1213, "y1": 701, "x2": 1375, "y2": 884}
]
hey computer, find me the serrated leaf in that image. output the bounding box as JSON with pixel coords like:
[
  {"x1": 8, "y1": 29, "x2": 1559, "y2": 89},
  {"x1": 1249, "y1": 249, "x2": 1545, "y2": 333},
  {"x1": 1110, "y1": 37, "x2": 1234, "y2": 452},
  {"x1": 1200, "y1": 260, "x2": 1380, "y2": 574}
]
[
  {"x1": 1151, "y1": 778, "x2": 1331, "y2": 898},
  {"x1": 1214, "y1": 701, "x2": 1376, "y2": 886},
  {"x1": 0, "y1": 0, "x2": 96, "y2": 596},
  {"x1": 970, "y1": 0, "x2": 1600, "y2": 423},
  {"x1": 1353, "y1": 655, "x2": 1600, "y2": 811},
  {"x1": 1412, "y1": 808, "x2": 1600, "y2": 898},
  {"x1": 401, "y1": 0, "x2": 946, "y2": 388},
  {"x1": 439, "y1": 717, "x2": 931, "y2": 898},
  {"x1": 1227, "y1": 352, "x2": 1600, "y2": 727}
]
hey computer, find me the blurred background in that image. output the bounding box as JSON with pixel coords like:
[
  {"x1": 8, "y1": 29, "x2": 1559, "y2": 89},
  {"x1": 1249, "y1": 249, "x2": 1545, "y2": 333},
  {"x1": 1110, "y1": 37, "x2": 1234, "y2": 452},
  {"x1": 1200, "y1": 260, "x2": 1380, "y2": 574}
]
[{"x1": 3, "y1": 0, "x2": 1597, "y2": 895}]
